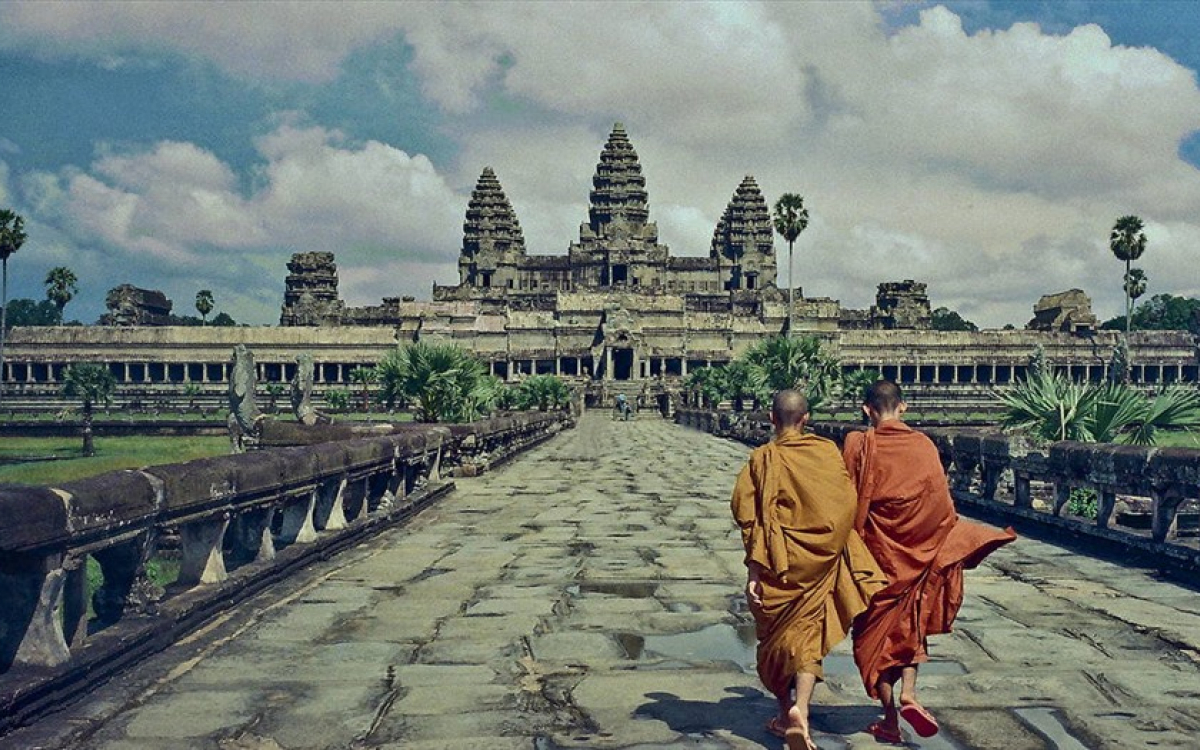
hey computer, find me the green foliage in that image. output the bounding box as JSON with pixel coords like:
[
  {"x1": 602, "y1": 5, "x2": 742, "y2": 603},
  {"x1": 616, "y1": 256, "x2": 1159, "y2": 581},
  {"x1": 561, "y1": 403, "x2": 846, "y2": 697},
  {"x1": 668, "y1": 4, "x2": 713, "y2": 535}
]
[
  {"x1": 324, "y1": 388, "x2": 351, "y2": 410},
  {"x1": 195, "y1": 289, "x2": 214, "y2": 323},
  {"x1": 931, "y1": 306, "x2": 978, "y2": 331},
  {"x1": 512, "y1": 375, "x2": 571, "y2": 411},
  {"x1": 1110, "y1": 214, "x2": 1147, "y2": 333},
  {"x1": 349, "y1": 366, "x2": 377, "y2": 411},
  {"x1": 1067, "y1": 488, "x2": 1098, "y2": 519},
  {"x1": 375, "y1": 342, "x2": 499, "y2": 423},
  {"x1": 997, "y1": 369, "x2": 1200, "y2": 445},
  {"x1": 2, "y1": 298, "x2": 59, "y2": 327},
  {"x1": 0, "y1": 209, "x2": 26, "y2": 262},
  {"x1": 44, "y1": 266, "x2": 78, "y2": 323},
  {"x1": 0, "y1": 435, "x2": 229, "y2": 485},
  {"x1": 1100, "y1": 294, "x2": 1200, "y2": 335},
  {"x1": 684, "y1": 336, "x2": 871, "y2": 414},
  {"x1": 63, "y1": 363, "x2": 117, "y2": 408}
]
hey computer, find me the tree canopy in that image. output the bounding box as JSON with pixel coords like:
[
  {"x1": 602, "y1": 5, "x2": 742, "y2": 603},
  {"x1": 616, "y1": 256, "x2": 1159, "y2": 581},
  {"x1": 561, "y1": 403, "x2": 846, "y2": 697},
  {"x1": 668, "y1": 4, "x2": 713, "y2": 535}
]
[
  {"x1": 931, "y1": 306, "x2": 978, "y2": 331},
  {"x1": 1099, "y1": 294, "x2": 1200, "y2": 336}
]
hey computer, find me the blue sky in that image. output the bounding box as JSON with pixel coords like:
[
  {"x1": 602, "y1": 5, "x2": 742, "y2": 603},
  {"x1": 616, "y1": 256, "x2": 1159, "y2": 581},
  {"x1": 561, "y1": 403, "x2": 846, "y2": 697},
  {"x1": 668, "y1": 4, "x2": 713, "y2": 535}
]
[{"x1": 1, "y1": 1, "x2": 1198, "y2": 328}]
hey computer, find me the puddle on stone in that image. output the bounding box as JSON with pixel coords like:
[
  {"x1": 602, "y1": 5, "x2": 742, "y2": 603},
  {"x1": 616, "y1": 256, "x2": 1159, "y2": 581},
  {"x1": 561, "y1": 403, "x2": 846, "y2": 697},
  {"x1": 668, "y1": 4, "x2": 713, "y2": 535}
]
[
  {"x1": 1013, "y1": 707, "x2": 1092, "y2": 750},
  {"x1": 620, "y1": 622, "x2": 968, "y2": 679},
  {"x1": 573, "y1": 580, "x2": 659, "y2": 598}
]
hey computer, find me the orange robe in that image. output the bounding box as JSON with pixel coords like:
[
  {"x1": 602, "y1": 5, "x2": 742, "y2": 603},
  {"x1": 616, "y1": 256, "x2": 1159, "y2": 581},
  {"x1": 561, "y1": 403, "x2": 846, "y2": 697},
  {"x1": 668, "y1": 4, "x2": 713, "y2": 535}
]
[
  {"x1": 731, "y1": 428, "x2": 887, "y2": 702},
  {"x1": 843, "y1": 420, "x2": 1016, "y2": 698}
]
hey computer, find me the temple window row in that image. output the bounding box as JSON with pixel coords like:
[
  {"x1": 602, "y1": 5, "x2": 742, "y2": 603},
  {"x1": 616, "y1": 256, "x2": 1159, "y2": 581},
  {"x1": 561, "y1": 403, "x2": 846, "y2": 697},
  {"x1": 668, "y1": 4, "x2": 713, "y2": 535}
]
[{"x1": 842, "y1": 362, "x2": 1199, "y2": 386}]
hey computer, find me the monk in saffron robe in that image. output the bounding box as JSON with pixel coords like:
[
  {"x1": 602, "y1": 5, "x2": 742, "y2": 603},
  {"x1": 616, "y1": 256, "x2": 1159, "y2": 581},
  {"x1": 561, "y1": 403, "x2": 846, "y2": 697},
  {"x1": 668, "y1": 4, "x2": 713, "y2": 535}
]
[
  {"x1": 732, "y1": 389, "x2": 886, "y2": 750},
  {"x1": 843, "y1": 380, "x2": 1016, "y2": 744}
]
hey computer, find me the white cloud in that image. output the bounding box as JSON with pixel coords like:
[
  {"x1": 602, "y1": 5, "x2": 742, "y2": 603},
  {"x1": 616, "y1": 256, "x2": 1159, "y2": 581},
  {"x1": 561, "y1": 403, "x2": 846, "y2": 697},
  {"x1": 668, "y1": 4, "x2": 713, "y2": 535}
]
[
  {"x1": 19, "y1": 125, "x2": 463, "y2": 323},
  {"x1": 5, "y1": 2, "x2": 1200, "y2": 328}
]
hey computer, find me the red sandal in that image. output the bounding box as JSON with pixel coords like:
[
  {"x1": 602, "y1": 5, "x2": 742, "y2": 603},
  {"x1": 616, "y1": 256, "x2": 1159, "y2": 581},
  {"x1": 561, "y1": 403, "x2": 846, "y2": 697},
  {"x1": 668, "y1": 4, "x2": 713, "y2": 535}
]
[
  {"x1": 900, "y1": 703, "x2": 939, "y2": 738},
  {"x1": 866, "y1": 721, "x2": 904, "y2": 744}
]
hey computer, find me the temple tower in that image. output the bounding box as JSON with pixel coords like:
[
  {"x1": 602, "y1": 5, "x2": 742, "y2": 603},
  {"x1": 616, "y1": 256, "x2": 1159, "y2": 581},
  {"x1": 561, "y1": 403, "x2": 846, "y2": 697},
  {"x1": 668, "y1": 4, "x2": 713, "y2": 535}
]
[
  {"x1": 459, "y1": 167, "x2": 526, "y2": 290},
  {"x1": 711, "y1": 175, "x2": 776, "y2": 291},
  {"x1": 280, "y1": 252, "x2": 345, "y2": 326},
  {"x1": 570, "y1": 123, "x2": 669, "y2": 288}
]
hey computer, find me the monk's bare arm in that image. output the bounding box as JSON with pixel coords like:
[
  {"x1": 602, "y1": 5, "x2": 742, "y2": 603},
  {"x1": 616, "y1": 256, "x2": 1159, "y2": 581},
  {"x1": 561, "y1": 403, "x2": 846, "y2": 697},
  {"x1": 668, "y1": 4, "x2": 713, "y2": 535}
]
[{"x1": 842, "y1": 431, "x2": 872, "y2": 533}]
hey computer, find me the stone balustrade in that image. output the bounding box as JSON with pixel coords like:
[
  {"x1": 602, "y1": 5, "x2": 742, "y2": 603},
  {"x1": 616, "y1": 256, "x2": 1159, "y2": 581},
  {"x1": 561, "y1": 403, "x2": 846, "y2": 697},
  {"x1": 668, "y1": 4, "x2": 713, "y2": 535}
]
[
  {"x1": 675, "y1": 408, "x2": 1200, "y2": 571},
  {"x1": 0, "y1": 411, "x2": 572, "y2": 731}
]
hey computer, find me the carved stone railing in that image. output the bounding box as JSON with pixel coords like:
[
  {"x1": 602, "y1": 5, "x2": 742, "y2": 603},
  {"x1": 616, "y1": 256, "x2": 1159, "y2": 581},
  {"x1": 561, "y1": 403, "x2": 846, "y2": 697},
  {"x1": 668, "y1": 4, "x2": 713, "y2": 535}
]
[
  {"x1": 675, "y1": 408, "x2": 1200, "y2": 572},
  {"x1": 0, "y1": 411, "x2": 572, "y2": 732},
  {"x1": 442, "y1": 411, "x2": 575, "y2": 477}
]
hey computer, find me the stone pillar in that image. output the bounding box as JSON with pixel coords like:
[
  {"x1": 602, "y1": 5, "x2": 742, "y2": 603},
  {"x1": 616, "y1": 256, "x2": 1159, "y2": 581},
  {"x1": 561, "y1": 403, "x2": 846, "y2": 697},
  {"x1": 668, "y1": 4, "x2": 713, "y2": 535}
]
[
  {"x1": 605, "y1": 348, "x2": 613, "y2": 381},
  {"x1": 278, "y1": 490, "x2": 319, "y2": 544},
  {"x1": 123, "y1": 362, "x2": 131, "y2": 383},
  {"x1": 316, "y1": 477, "x2": 349, "y2": 530},
  {"x1": 1013, "y1": 473, "x2": 1032, "y2": 509},
  {"x1": 91, "y1": 532, "x2": 160, "y2": 624},
  {"x1": 230, "y1": 508, "x2": 275, "y2": 562},
  {"x1": 1053, "y1": 483, "x2": 1071, "y2": 517},
  {"x1": 681, "y1": 358, "x2": 688, "y2": 378},
  {"x1": 178, "y1": 515, "x2": 230, "y2": 585},
  {"x1": 1151, "y1": 486, "x2": 1185, "y2": 543},
  {"x1": 61, "y1": 555, "x2": 90, "y2": 648},
  {"x1": 0, "y1": 552, "x2": 71, "y2": 670},
  {"x1": 1097, "y1": 489, "x2": 1117, "y2": 529}
]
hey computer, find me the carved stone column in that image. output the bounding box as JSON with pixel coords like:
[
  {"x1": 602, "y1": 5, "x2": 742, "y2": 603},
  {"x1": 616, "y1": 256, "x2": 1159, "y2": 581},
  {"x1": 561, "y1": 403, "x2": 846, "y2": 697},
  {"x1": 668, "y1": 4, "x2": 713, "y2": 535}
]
[
  {"x1": 91, "y1": 532, "x2": 161, "y2": 623},
  {"x1": 178, "y1": 515, "x2": 230, "y2": 585},
  {"x1": 278, "y1": 490, "x2": 318, "y2": 545},
  {"x1": 0, "y1": 551, "x2": 71, "y2": 669}
]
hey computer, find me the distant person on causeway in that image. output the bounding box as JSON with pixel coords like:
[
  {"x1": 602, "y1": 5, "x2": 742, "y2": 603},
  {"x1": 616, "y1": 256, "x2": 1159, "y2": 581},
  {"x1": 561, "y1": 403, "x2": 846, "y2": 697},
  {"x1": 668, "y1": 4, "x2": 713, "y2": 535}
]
[
  {"x1": 731, "y1": 389, "x2": 886, "y2": 750},
  {"x1": 842, "y1": 380, "x2": 1016, "y2": 744}
]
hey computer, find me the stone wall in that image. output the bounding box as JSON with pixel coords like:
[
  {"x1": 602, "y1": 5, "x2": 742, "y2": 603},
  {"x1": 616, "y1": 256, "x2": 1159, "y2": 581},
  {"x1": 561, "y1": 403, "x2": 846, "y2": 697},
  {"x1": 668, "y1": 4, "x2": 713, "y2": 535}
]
[{"x1": 0, "y1": 410, "x2": 572, "y2": 730}]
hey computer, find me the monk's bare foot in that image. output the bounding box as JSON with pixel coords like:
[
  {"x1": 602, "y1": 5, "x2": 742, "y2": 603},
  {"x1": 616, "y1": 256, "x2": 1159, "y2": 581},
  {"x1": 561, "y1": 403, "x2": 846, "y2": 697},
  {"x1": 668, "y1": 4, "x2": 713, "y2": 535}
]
[{"x1": 783, "y1": 706, "x2": 817, "y2": 750}]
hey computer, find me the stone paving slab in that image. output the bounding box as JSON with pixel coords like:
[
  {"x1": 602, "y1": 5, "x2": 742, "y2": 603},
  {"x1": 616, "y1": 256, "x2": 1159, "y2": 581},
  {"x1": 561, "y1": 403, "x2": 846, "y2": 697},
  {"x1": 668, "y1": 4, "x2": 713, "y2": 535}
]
[{"x1": 6, "y1": 414, "x2": 1200, "y2": 750}]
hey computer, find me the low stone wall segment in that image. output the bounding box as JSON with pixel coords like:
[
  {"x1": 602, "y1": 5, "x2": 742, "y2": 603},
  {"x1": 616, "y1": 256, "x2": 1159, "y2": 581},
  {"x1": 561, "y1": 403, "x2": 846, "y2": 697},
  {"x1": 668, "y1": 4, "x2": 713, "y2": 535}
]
[
  {"x1": 0, "y1": 409, "x2": 572, "y2": 734},
  {"x1": 675, "y1": 408, "x2": 1200, "y2": 574}
]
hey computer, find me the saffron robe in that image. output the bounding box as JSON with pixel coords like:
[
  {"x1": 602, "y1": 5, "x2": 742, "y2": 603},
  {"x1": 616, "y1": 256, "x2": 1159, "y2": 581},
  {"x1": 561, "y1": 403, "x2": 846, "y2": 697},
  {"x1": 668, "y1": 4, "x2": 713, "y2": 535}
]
[
  {"x1": 843, "y1": 420, "x2": 1016, "y2": 698},
  {"x1": 731, "y1": 429, "x2": 887, "y2": 701}
]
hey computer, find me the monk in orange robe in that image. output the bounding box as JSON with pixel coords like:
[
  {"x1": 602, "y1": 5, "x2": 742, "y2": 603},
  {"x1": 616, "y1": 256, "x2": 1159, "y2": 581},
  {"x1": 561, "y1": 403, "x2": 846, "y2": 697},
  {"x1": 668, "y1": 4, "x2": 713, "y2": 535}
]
[
  {"x1": 732, "y1": 389, "x2": 887, "y2": 750},
  {"x1": 843, "y1": 380, "x2": 1015, "y2": 744}
]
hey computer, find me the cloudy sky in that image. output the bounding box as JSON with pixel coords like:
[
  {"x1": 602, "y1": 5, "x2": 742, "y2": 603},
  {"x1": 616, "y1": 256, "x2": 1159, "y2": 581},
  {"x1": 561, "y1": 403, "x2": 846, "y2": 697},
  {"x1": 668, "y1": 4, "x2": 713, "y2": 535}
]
[{"x1": 1, "y1": 0, "x2": 1198, "y2": 328}]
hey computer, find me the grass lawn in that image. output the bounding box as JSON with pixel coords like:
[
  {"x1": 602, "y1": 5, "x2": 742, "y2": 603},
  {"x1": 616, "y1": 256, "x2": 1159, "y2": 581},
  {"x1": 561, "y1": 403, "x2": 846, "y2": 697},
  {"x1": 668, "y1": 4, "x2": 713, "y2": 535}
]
[
  {"x1": 0, "y1": 435, "x2": 232, "y2": 486},
  {"x1": 1154, "y1": 430, "x2": 1200, "y2": 448}
]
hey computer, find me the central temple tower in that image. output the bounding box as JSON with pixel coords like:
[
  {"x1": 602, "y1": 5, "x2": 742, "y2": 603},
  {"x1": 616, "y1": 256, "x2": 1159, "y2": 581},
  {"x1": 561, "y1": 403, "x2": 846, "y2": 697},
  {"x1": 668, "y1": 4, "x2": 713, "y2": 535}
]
[{"x1": 568, "y1": 123, "x2": 670, "y2": 288}]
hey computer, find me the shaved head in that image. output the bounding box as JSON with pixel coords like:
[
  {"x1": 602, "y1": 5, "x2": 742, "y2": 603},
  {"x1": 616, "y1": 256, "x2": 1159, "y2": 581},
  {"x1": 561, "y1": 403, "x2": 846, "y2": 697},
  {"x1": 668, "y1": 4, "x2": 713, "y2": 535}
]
[
  {"x1": 864, "y1": 380, "x2": 903, "y2": 413},
  {"x1": 772, "y1": 389, "x2": 809, "y2": 429}
]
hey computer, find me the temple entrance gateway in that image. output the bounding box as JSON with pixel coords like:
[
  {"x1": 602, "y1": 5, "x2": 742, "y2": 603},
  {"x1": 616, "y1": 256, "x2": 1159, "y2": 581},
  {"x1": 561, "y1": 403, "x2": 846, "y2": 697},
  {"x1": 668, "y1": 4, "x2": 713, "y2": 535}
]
[{"x1": 613, "y1": 349, "x2": 633, "y2": 381}]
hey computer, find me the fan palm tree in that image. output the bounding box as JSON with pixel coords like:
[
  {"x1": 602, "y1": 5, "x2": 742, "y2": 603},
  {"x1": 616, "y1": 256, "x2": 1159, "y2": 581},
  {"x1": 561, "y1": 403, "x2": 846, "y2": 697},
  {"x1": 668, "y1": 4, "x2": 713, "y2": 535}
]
[
  {"x1": 376, "y1": 342, "x2": 498, "y2": 422},
  {"x1": 1124, "y1": 268, "x2": 1148, "y2": 315},
  {"x1": 348, "y1": 366, "x2": 376, "y2": 412},
  {"x1": 195, "y1": 289, "x2": 215, "y2": 325},
  {"x1": 44, "y1": 266, "x2": 78, "y2": 325},
  {"x1": 516, "y1": 374, "x2": 570, "y2": 411},
  {"x1": 0, "y1": 209, "x2": 28, "y2": 396},
  {"x1": 63, "y1": 363, "x2": 117, "y2": 457},
  {"x1": 772, "y1": 194, "x2": 808, "y2": 336},
  {"x1": 743, "y1": 335, "x2": 841, "y2": 412},
  {"x1": 997, "y1": 369, "x2": 1200, "y2": 445},
  {"x1": 1109, "y1": 215, "x2": 1147, "y2": 334}
]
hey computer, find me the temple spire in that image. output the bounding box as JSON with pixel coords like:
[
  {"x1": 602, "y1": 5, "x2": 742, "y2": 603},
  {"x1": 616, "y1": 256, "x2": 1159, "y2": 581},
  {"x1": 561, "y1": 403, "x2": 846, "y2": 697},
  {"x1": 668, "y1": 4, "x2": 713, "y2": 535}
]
[{"x1": 587, "y1": 123, "x2": 651, "y2": 236}]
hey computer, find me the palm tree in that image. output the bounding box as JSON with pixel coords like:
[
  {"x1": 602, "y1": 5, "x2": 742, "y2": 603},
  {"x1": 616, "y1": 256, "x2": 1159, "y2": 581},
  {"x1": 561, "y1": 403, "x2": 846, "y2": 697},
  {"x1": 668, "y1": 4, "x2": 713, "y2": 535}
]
[
  {"x1": 997, "y1": 368, "x2": 1200, "y2": 445},
  {"x1": 0, "y1": 209, "x2": 28, "y2": 397},
  {"x1": 348, "y1": 366, "x2": 376, "y2": 412},
  {"x1": 772, "y1": 194, "x2": 808, "y2": 336},
  {"x1": 743, "y1": 335, "x2": 841, "y2": 412},
  {"x1": 1124, "y1": 268, "x2": 1148, "y2": 318},
  {"x1": 1109, "y1": 215, "x2": 1147, "y2": 334},
  {"x1": 516, "y1": 374, "x2": 570, "y2": 411},
  {"x1": 376, "y1": 342, "x2": 498, "y2": 422},
  {"x1": 195, "y1": 289, "x2": 214, "y2": 325},
  {"x1": 62, "y1": 363, "x2": 117, "y2": 457},
  {"x1": 44, "y1": 266, "x2": 79, "y2": 325}
]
